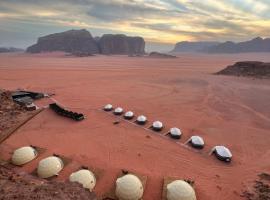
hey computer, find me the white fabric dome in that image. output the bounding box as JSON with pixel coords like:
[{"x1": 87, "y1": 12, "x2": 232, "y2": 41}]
[
  {"x1": 69, "y1": 169, "x2": 96, "y2": 191},
  {"x1": 11, "y1": 146, "x2": 37, "y2": 166},
  {"x1": 124, "y1": 111, "x2": 134, "y2": 118},
  {"x1": 170, "y1": 128, "x2": 182, "y2": 137},
  {"x1": 114, "y1": 107, "x2": 124, "y2": 114},
  {"x1": 190, "y1": 136, "x2": 204, "y2": 146},
  {"x1": 115, "y1": 174, "x2": 144, "y2": 200},
  {"x1": 37, "y1": 156, "x2": 64, "y2": 178},
  {"x1": 167, "y1": 180, "x2": 196, "y2": 200},
  {"x1": 137, "y1": 115, "x2": 147, "y2": 122},
  {"x1": 104, "y1": 104, "x2": 113, "y2": 111},
  {"x1": 153, "y1": 121, "x2": 163, "y2": 129}
]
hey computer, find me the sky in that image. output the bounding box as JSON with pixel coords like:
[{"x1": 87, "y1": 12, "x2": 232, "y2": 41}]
[{"x1": 0, "y1": 0, "x2": 270, "y2": 51}]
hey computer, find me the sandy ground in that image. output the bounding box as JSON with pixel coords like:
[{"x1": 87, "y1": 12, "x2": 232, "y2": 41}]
[{"x1": 0, "y1": 52, "x2": 270, "y2": 199}]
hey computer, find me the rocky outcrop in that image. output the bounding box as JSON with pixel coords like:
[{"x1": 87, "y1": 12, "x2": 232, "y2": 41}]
[
  {"x1": 171, "y1": 41, "x2": 219, "y2": 53},
  {"x1": 216, "y1": 61, "x2": 270, "y2": 78},
  {"x1": 0, "y1": 47, "x2": 23, "y2": 53},
  {"x1": 206, "y1": 37, "x2": 270, "y2": 53},
  {"x1": 98, "y1": 34, "x2": 145, "y2": 55},
  {"x1": 26, "y1": 29, "x2": 99, "y2": 54},
  {"x1": 148, "y1": 52, "x2": 176, "y2": 58}
]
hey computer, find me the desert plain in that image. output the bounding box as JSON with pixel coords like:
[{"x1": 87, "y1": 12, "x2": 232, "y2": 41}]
[{"x1": 0, "y1": 52, "x2": 270, "y2": 199}]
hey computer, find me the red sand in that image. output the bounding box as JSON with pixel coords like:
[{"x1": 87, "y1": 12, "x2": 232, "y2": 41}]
[{"x1": 0, "y1": 52, "x2": 270, "y2": 199}]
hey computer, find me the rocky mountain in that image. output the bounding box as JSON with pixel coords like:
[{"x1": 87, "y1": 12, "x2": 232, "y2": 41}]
[
  {"x1": 206, "y1": 37, "x2": 270, "y2": 53},
  {"x1": 97, "y1": 34, "x2": 145, "y2": 55},
  {"x1": 171, "y1": 41, "x2": 219, "y2": 52},
  {"x1": 26, "y1": 29, "x2": 99, "y2": 54},
  {"x1": 0, "y1": 47, "x2": 23, "y2": 53},
  {"x1": 216, "y1": 61, "x2": 270, "y2": 78}
]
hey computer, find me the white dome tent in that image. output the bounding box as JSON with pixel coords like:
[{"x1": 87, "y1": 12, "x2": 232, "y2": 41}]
[
  {"x1": 104, "y1": 104, "x2": 113, "y2": 111},
  {"x1": 11, "y1": 146, "x2": 38, "y2": 166},
  {"x1": 115, "y1": 174, "x2": 144, "y2": 200},
  {"x1": 167, "y1": 180, "x2": 196, "y2": 200},
  {"x1": 114, "y1": 107, "x2": 124, "y2": 115},
  {"x1": 37, "y1": 156, "x2": 64, "y2": 178},
  {"x1": 136, "y1": 115, "x2": 147, "y2": 125},
  {"x1": 211, "y1": 146, "x2": 232, "y2": 162},
  {"x1": 124, "y1": 111, "x2": 134, "y2": 120},
  {"x1": 188, "y1": 136, "x2": 204, "y2": 149},
  {"x1": 152, "y1": 121, "x2": 163, "y2": 131},
  {"x1": 169, "y1": 128, "x2": 182, "y2": 139},
  {"x1": 69, "y1": 169, "x2": 96, "y2": 191}
]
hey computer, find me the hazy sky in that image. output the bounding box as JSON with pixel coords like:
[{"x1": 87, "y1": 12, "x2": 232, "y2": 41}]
[{"x1": 1, "y1": 0, "x2": 270, "y2": 51}]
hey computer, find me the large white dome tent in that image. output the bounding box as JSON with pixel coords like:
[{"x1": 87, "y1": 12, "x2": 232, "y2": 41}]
[
  {"x1": 11, "y1": 146, "x2": 38, "y2": 166},
  {"x1": 166, "y1": 180, "x2": 196, "y2": 200},
  {"x1": 69, "y1": 169, "x2": 97, "y2": 191},
  {"x1": 37, "y1": 156, "x2": 64, "y2": 178}
]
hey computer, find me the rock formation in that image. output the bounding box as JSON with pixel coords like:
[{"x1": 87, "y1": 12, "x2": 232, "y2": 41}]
[
  {"x1": 97, "y1": 34, "x2": 145, "y2": 55},
  {"x1": 148, "y1": 52, "x2": 176, "y2": 58},
  {"x1": 171, "y1": 41, "x2": 219, "y2": 53},
  {"x1": 26, "y1": 29, "x2": 99, "y2": 54},
  {"x1": 216, "y1": 61, "x2": 270, "y2": 78},
  {"x1": 0, "y1": 47, "x2": 23, "y2": 53},
  {"x1": 206, "y1": 37, "x2": 270, "y2": 53}
]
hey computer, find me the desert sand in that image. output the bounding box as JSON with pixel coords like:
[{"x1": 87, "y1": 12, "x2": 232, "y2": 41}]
[{"x1": 0, "y1": 52, "x2": 270, "y2": 199}]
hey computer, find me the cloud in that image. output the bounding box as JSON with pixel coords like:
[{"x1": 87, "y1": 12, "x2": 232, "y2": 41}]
[{"x1": 0, "y1": 0, "x2": 270, "y2": 49}]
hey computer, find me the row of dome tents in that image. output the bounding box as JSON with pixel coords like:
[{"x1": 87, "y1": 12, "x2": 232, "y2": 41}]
[
  {"x1": 10, "y1": 146, "x2": 197, "y2": 200},
  {"x1": 103, "y1": 104, "x2": 233, "y2": 163}
]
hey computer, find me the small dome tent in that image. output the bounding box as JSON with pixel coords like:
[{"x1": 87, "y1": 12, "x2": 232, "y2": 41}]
[
  {"x1": 167, "y1": 180, "x2": 196, "y2": 200},
  {"x1": 114, "y1": 107, "x2": 124, "y2": 115},
  {"x1": 136, "y1": 115, "x2": 147, "y2": 125},
  {"x1": 37, "y1": 156, "x2": 64, "y2": 178},
  {"x1": 104, "y1": 104, "x2": 113, "y2": 111},
  {"x1": 212, "y1": 146, "x2": 232, "y2": 162},
  {"x1": 169, "y1": 128, "x2": 182, "y2": 139},
  {"x1": 115, "y1": 174, "x2": 144, "y2": 200},
  {"x1": 124, "y1": 111, "x2": 134, "y2": 120},
  {"x1": 152, "y1": 121, "x2": 163, "y2": 131},
  {"x1": 189, "y1": 136, "x2": 204, "y2": 149},
  {"x1": 11, "y1": 146, "x2": 38, "y2": 166},
  {"x1": 69, "y1": 169, "x2": 96, "y2": 191}
]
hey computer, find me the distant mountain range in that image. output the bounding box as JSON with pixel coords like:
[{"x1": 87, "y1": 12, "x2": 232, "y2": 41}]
[
  {"x1": 0, "y1": 47, "x2": 24, "y2": 53},
  {"x1": 171, "y1": 37, "x2": 270, "y2": 53}
]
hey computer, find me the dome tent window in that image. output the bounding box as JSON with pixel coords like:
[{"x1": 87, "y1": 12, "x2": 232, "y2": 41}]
[
  {"x1": 69, "y1": 169, "x2": 97, "y2": 191},
  {"x1": 114, "y1": 107, "x2": 124, "y2": 115},
  {"x1": 167, "y1": 180, "x2": 197, "y2": 200},
  {"x1": 11, "y1": 146, "x2": 38, "y2": 166},
  {"x1": 124, "y1": 111, "x2": 134, "y2": 120},
  {"x1": 37, "y1": 156, "x2": 64, "y2": 178},
  {"x1": 188, "y1": 136, "x2": 204, "y2": 149},
  {"x1": 152, "y1": 121, "x2": 163, "y2": 131},
  {"x1": 211, "y1": 146, "x2": 232, "y2": 162},
  {"x1": 136, "y1": 115, "x2": 147, "y2": 125},
  {"x1": 169, "y1": 127, "x2": 182, "y2": 139},
  {"x1": 104, "y1": 104, "x2": 113, "y2": 111},
  {"x1": 115, "y1": 174, "x2": 144, "y2": 200}
]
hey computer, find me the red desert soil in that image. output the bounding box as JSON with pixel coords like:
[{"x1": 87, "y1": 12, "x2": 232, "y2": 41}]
[{"x1": 0, "y1": 52, "x2": 270, "y2": 199}]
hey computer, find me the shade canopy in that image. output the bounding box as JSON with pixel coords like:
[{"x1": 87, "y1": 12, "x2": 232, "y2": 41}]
[
  {"x1": 37, "y1": 156, "x2": 64, "y2": 178},
  {"x1": 69, "y1": 169, "x2": 96, "y2": 191},
  {"x1": 11, "y1": 146, "x2": 38, "y2": 166},
  {"x1": 115, "y1": 174, "x2": 144, "y2": 200},
  {"x1": 167, "y1": 180, "x2": 196, "y2": 200}
]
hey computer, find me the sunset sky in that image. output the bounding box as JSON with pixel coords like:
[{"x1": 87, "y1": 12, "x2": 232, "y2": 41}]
[{"x1": 0, "y1": 0, "x2": 270, "y2": 51}]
